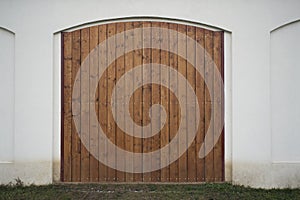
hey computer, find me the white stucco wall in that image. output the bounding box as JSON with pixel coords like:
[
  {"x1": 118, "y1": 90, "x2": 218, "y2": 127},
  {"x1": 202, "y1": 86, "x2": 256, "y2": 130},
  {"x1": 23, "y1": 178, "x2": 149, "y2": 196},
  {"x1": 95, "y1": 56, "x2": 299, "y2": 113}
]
[
  {"x1": 0, "y1": 0, "x2": 299, "y2": 188},
  {"x1": 0, "y1": 28, "x2": 14, "y2": 163}
]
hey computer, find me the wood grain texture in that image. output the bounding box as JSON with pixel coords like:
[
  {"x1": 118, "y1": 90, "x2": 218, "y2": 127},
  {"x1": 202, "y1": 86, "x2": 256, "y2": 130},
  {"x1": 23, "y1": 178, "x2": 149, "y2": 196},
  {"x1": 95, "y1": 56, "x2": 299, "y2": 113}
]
[
  {"x1": 115, "y1": 22, "x2": 126, "y2": 182},
  {"x1": 195, "y1": 27, "x2": 206, "y2": 182},
  {"x1": 106, "y1": 23, "x2": 116, "y2": 181},
  {"x1": 133, "y1": 21, "x2": 143, "y2": 182},
  {"x1": 80, "y1": 27, "x2": 90, "y2": 182},
  {"x1": 124, "y1": 22, "x2": 134, "y2": 182},
  {"x1": 62, "y1": 21, "x2": 224, "y2": 183},
  {"x1": 204, "y1": 29, "x2": 214, "y2": 182},
  {"x1": 177, "y1": 23, "x2": 187, "y2": 182},
  {"x1": 71, "y1": 30, "x2": 81, "y2": 182},
  {"x1": 98, "y1": 24, "x2": 108, "y2": 181},
  {"x1": 151, "y1": 22, "x2": 161, "y2": 182},
  {"x1": 63, "y1": 32, "x2": 72, "y2": 182},
  {"x1": 187, "y1": 25, "x2": 196, "y2": 182},
  {"x1": 142, "y1": 21, "x2": 152, "y2": 182},
  {"x1": 213, "y1": 31, "x2": 224, "y2": 182},
  {"x1": 160, "y1": 22, "x2": 170, "y2": 182},
  {"x1": 168, "y1": 23, "x2": 179, "y2": 182},
  {"x1": 89, "y1": 26, "x2": 99, "y2": 182}
]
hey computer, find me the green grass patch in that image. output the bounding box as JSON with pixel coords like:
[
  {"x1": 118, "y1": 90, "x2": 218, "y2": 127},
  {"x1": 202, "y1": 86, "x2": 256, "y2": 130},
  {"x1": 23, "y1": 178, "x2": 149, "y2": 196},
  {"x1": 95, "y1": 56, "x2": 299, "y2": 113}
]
[{"x1": 0, "y1": 183, "x2": 299, "y2": 200}]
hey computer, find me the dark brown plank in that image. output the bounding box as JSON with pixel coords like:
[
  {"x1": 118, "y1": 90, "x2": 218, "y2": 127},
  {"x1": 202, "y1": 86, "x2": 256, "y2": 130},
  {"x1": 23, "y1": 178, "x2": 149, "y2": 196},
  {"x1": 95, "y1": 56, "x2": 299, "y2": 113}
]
[
  {"x1": 71, "y1": 30, "x2": 81, "y2": 182},
  {"x1": 63, "y1": 32, "x2": 72, "y2": 182},
  {"x1": 98, "y1": 24, "x2": 108, "y2": 182},
  {"x1": 213, "y1": 31, "x2": 224, "y2": 182},
  {"x1": 186, "y1": 25, "x2": 196, "y2": 182},
  {"x1": 80, "y1": 27, "x2": 90, "y2": 182},
  {"x1": 204, "y1": 29, "x2": 214, "y2": 182},
  {"x1": 195, "y1": 27, "x2": 206, "y2": 182}
]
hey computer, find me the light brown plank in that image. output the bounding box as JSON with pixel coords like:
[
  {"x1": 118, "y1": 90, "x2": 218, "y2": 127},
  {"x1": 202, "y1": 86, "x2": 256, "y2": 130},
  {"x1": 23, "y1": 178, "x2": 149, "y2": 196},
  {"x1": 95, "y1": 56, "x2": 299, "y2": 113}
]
[
  {"x1": 195, "y1": 27, "x2": 206, "y2": 182},
  {"x1": 89, "y1": 26, "x2": 99, "y2": 182},
  {"x1": 124, "y1": 22, "x2": 134, "y2": 182},
  {"x1": 80, "y1": 27, "x2": 90, "y2": 182},
  {"x1": 186, "y1": 25, "x2": 196, "y2": 182},
  {"x1": 204, "y1": 29, "x2": 214, "y2": 182},
  {"x1": 115, "y1": 22, "x2": 126, "y2": 182},
  {"x1": 151, "y1": 22, "x2": 161, "y2": 182},
  {"x1": 142, "y1": 21, "x2": 152, "y2": 182},
  {"x1": 168, "y1": 23, "x2": 179, "y2": 182},
  {"x1": 107, "y1": 23, "x2": 117, "y2": 181},
  {"x1": 71, "y1": 30, "x2": 81, "y2": 182},
  {"x1": 160, "y1": 22, "x2": 170, "y2": 182},
  {"x1": 213, "y1": 31, "x2": 224, "y2": 182},
  {"x1": 177, "y1": 24, "x2": 187, "y2": 182},
  {"x1": 133, "y1": 21, "x2": 143, "y2": 181},
  {"x1": 98, "y1": 24, "x2": 108, "y2": 182},
  {"x1": 63, "y1": 32, "x2": 72, "y2": 182}
]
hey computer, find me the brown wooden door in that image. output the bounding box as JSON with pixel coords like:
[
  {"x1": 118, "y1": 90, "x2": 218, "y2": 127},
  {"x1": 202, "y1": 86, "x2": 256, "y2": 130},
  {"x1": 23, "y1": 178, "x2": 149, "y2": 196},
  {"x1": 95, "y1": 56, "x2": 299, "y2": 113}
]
[{"x1": 62, "y1": 21, "x2": 224, "y2": 182}]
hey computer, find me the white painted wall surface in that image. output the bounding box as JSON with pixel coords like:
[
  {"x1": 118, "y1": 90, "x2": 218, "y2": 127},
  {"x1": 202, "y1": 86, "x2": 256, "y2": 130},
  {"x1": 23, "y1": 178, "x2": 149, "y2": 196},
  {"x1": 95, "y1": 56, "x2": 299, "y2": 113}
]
[
  {"x1": 0, "y1": 28, "x2": 15, "y2": 163},
  {"x1": 0, "y1": 0, "x2": 299, "y2": 188}
]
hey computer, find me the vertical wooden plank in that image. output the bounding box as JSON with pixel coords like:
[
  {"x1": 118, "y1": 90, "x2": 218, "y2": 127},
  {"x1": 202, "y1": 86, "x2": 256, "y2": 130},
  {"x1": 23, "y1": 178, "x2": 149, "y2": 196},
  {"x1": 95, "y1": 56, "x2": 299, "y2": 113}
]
[
  {"x1": 89, "y1": 26, "x2": 99, "y2": 182},
  {"x1": 168, "y1": 23, "x2": 179, "y2": 182},
  {"x1": 142, "y1": 21, "x2": 152, "y2": 182},
  {"x1": 98, "y1": 24, "x2": 108, "y2": 182},
  {"x1": 115, "y1": 22, "x2": 126, "y2": 182},
  {"x1": 63, "y1": 32, "x2": 72, "y2": 181},
  {"x1": 213, "y1": 31, "x2": 224, "y2": 182},
  {"x1": 151, "y1": 22, "x2": 161, "y2": 182},
  {"x1": 107, "y1": 23, "x2": 117, "y2": 181},
  {"x1": 177, "y1": 24, "x2": 187, "y2": 182},
  {"x1": 124, "y1": 22, "x2": 134, "y2": 182},
  {"x1": 80, "y1": 28, "x2": 90, "y2": 182},
  {"x1": 204, "y1": 29, "x2": 214, "y2": 182},
  {"x1": 221, "y1": 31, "x2": 225, "y2": 182},
  {"x1": 71, "y1": 30, "x2": 82, "y2": 182},
  {"x1": 160, "y1": 22, "x2": 170, "y2": 182},
  {"x1": 195, "y1": 27, "x2": 206, "y2": 182},
  {"x1": 133, "y1": 21, "x2": 143, "y2": 182},
  {"x1": 186, "y1": 25, "x2": 196, "y2": 182}
]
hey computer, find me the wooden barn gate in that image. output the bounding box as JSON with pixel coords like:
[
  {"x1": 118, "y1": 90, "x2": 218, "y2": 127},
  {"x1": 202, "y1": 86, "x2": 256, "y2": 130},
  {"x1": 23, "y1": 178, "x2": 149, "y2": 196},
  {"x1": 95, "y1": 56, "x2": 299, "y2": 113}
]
[{"x1": 61, "y1": 20, "x2": 224, "y2": 182}]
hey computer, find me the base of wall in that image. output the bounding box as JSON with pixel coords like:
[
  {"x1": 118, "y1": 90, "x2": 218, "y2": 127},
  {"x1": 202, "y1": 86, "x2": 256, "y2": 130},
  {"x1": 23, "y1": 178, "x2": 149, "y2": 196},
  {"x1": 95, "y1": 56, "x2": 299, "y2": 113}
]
[
  {"x1": 0, "y1": 161, "x2": 52, "y2": 185},
  {"x1": 233, "y1": 162, "x2": 300, "y2": 189},
  {"x1": 1, "y1": 160, "x2": 300, "y2": 188}
]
